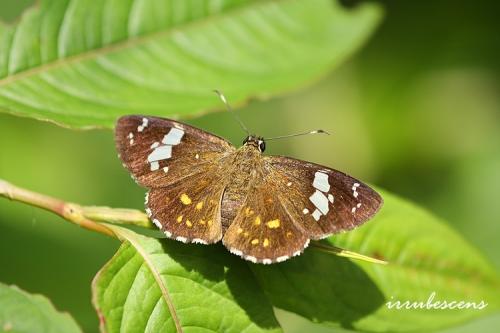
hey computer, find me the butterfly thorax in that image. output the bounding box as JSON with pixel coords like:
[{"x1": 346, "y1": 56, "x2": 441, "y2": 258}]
[{"x1": 220, "y1": 142, "x2": 266, "y2": 230}]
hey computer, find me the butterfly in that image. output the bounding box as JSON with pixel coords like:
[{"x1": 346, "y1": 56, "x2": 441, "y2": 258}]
[{"x1": 115, "y1": 99, "x2": 382, "y2": 264}]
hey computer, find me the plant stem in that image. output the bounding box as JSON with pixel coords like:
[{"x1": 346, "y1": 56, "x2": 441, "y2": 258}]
[
  {"x1": 82, "y1": 206, "x2": 152, "y2": 228},
  {"x1": 0, "y1": 179, "x2": 115, "y2": 238}
]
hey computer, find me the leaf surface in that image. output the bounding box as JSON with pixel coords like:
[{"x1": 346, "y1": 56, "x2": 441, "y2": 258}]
[
  {"x1": 0, "y1": 282, "x2": 81, "y2": 333},
  {"x1": 251, "y1": 190, "x2": 500, "y2": 332},
  {"x1": 0, "y1": 0, "x2": 381, "y2": 128},
  {"x1": 92, "y1": 225, "x2": 282, "y2": 333}
]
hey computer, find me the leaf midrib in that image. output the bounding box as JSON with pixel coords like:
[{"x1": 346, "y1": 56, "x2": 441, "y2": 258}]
[
  {"x1": 0, "y1": 0, "x2": 285, "y2": 87},
  {"x1": 123, "y1": 232, "x2": 183, "y2": 333}
]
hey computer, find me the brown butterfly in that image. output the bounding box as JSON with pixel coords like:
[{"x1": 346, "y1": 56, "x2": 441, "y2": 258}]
[{"x1": 115, "y1": 94, "x2": 382, "y2": 264}]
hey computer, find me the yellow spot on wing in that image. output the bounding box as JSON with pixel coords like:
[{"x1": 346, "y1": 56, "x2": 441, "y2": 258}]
[
  {"x1": 186, "y1": 220, "x2": 193, "y2": 227},
  {"x1": 254, "y1": 216, "x2": 261, "y2": 226},
  {"x1": 245, "y1": 207, "x2": 254, "y2": 217},
  {"x1": 177, "y1": 215, "x2": 183, "y2": 223},
  {"x1": 263, "y1": 238, "x2": 270, "y2": 247},
  {"x1": 199, "y1": 219, "x2": 206, "y2": 225},
  {"x1": 243, "y1": 231, "x2": 249, "y2": 237},
  {"x1": 286, "y1": 231, "x2": 292, "y2": 237},
  {"x1": 267, "y1": 219, "x2": 280, "y2": 229},
  {"x1": 196, "y1": 201, "x2": 204, "y2": 210},
  {"x1": 251, "y1": 239, "x2": 259, "y2": 245},
  {"x1": 207, "y1": 220, "x2": 213, "y2": 226},
  {"x1": 237, "y1": 228, "x2": 243, "y2": 234},
  {"x1": 180, "y1": 193, "x2": 192, "y2": 205}
]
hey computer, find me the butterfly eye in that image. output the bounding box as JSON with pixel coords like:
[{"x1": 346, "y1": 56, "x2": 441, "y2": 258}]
[{"x1": 259, "y1": 140, "x2": 266, "y2": 152}]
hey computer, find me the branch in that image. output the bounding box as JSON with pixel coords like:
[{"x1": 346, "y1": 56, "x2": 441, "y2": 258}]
[
  {"x1": 81, "y1": 206, "x2": 151, "y2": 228},
  {"x1": 0, "y1": 179, "x2": 119, "y2": 237},
  {"x1": 0, "y1": 178, "x2": 385, "y2": 265}
]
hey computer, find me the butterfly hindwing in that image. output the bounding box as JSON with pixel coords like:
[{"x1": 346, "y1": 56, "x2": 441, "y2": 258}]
[
  {"x1": 222, "y1": 179, "x2": 310, "y2": 264},
  {"x1": 147, "y1": 171, "x2": 227, "y2": 244},
  {"x1": 263, "y1": 156, "x2": 383, "y2": 239},
  {"x1": 115, "y1": 115, "x2": 235, "y2": 188}
]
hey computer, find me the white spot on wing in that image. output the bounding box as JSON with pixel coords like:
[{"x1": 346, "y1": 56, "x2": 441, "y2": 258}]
[
  {"x1": 195, "y1": 153, "x2": 199, "y2": 159},
  {"x1": 163, "y1": 166, "x2": 169, "y2": 173},
  {"x1": 313, "y1": 171, "x2": 330, "y2": 192},
  {"x1": 230, "y1": 248, "x2": 243, "y2": 256},
  {"x1": 302, "y1": 208, "x2": 309, "y2": 214},
  {"x1": 150, "y1": 161, "x2": 159, "y2": 171},
  {"x1": 148, "y1": 145, "x2": 172, "y2": 162},
  {"x1": 309, "y1": 190, "x2": 329, "y2": 215},
  {"x1": 162, "y1": 128, "x2": 184, "y2": 145},
  {"x1": 137, "y1": 118, "x2": 148, "y2": 132},
  {"x1": 262, "y1": 259, "x2": 272, "y2": 265},
  {"x1": 304, "y1": 239, "x2": 310, "y2": 248},
  {"x1": 309, "y1": 171, "x2": 336, "y2": 221},
  {"x1": 245, "y1": 255, "x2": 257, "y2": 263},
  {"x1": 147, "y1": 127, "x2": 184, "y2": 170},
  {"x1": 152, "y1": 219, "x2": 161, "y2": 228},
  {"x1": 176, "y1": 236, "x2": 188, "y2": 243},
  {"x1": 352, "y1": 183, "x2": 360, "y2": 198},
  {"x1": 276, "y1": 255, "x2": 289, "y2": 262},
  {"x1": 192, "y1": 238, "x2": 207, "y2": 244},
  {"x1": 287, "y1": 182, "x2": 292, "y2": 187}
]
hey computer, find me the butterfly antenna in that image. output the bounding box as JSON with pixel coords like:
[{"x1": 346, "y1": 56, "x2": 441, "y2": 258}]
[
  {"x1": 213, "y1": 90, "x2": 250, "y2": 135},
  {"x1": 264, "y1": 129, "x2": 330, "y2": 141}
]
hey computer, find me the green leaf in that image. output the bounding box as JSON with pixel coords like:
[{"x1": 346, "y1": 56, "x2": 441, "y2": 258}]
[
  {"x1": 251, "y1": 190, "x2": 500, "y2": 332},
  {"x1": 0, "y1": 282, "x2": 82, "y2": 333},
  {"x1": 92, "y1": 225, "x2": 282, "y2": 333},
  {"x1": 0, "y1": 0, "x2": 381, "y2": 128}
]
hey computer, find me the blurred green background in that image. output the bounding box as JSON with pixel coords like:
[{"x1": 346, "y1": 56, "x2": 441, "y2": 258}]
[{"x1": 1, "y1": 0, "x2": 499, "y2": 332}]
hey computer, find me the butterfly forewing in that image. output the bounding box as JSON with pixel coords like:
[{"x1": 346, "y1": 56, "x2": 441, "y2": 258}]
[
  {"x1": 115, "y1": 115, "x2": 234, "y2": 188},
  {"x1": 116, "y1": 115, "x2": 235, "y2": 243},
  {"x1": 263, "y1": 156, "x2": 383, "y2": 239}
]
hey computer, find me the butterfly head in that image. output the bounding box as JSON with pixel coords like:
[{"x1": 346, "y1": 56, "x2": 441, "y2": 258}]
[{"x1": 243, "y1": 135, "x2": 266, "y2": 152}]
